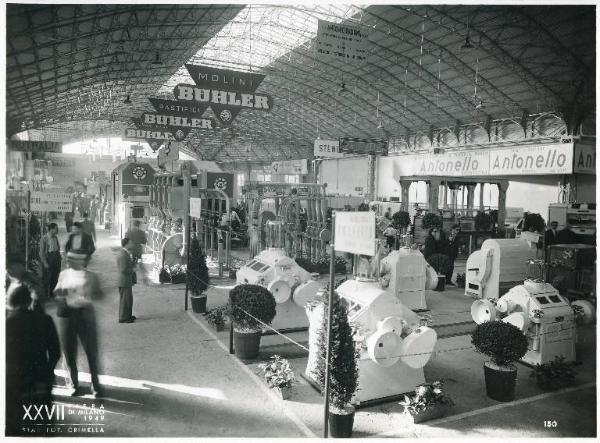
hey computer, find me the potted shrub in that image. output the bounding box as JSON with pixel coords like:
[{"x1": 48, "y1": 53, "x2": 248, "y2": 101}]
[
  {"x1": 455, "y1": 273, "x2": 466, "y2": 289},
  {"x1": 167, "y1": 264, "x2": 187, "y2": 284},
  {"x1": 206, "y1": 305, "x2": 227, "y2": 332},
  {"x1": 257, "y1": 355, "x2": 296, "y2": 400},
  {"x1": 523, "y1": 213, "x2": 545, "y2": 233},
  {"x1": 421, "y1": 212, "x2": 442, "y2": 230},
  {"x1": 314, "y1": 291, "x2": 359, "y2": 438},
  {"x1": 188, "y1": 236, "x2": 210, "y2": 313},
  {"x1": 425, "y1": 253, "x2": 451, "y2": 291},
  {"x1": 159, "y1": 267, "x2": 171, "y2": 284},
  {"x1": 471, "y1": 321, "x2": 528, "y2": 402},
  {"x1": 399, "y1": 381, "x2": 454, "y2": 423},
  {"x1": 357, "y1": 202, "x2": 370, "y2": 212},
  {"x1": 392, "y1": 210, "x2": 411, "y2": 234},
  {"x1": 229, "y1": 284, "x2": 276, "y2": 359},
  {"x1": 474, "y1": 211, "x2": 492, "y2": 232},
  {"x1": 530, "y1": 356, "x2": 576, "y2": 391}
]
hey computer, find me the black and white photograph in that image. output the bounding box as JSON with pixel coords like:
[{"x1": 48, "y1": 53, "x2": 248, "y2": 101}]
[{"x1": 2, "y1": 1, "x2": 597, "y2": 438}]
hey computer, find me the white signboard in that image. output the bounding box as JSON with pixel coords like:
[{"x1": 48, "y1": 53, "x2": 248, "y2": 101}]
[
  {"x1": 271, "y1": 159, "x2": 308, "y2": 175},
  {"x1": 389, "y1": 143, "x2": 574, "y2": 178},
  {"x1": 30, "y1": 191, "x2": 72, "y2": 212},
  {"x1": 314, "y1": 139, "x2": 343, "y2": 158},
  {"x1": 316, "y1": 19, "x2": 369, "y2": 64},
  {"x1": 163, "y1": 142, "x2": 180, "y2": 162},
  {"x1": 334, "y1": 211, "x2": 376, "y2": 256},
  {"x1": 190, "y1": 197, "x2": 202, "y2": 218},
  {"x1": 573, "y1": 143, "x2": 595, "y2": 174}
]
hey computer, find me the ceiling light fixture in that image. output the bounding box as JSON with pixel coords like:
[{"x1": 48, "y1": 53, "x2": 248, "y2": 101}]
[
  {"x1": 151, "y1": 51, "x2": 162, "y2": 65},
  {"x1": 461, "y1": 15, "x2": 475, "y2": 50}
]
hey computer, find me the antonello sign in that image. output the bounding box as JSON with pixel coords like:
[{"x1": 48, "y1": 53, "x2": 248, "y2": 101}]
[
  {"x1": 390, "y1": 143, "x2": 574, "y2": 177},
  {"x1": 573, "y1": 142, "x2": 595, "y2": 174}
]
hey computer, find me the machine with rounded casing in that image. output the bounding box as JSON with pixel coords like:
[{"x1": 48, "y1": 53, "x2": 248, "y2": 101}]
[
  {"x1": 305, "y1": 253, "x2": 437, "y2": 405},
  {"x1": 471, "y1": 261, "x2": 595, "y2": 366}
]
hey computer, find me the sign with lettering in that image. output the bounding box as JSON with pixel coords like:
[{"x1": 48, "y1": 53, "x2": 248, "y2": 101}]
[
  {"x1": 334, "y1": 211, "x2": 376, "y2": 256},
  {"x1": 573, "y1": 142, "x2": 595, "y2": 174},
  {"x1": 190, "y1": 197, "x2": 202, "y2": 218},
  {"x1": 271, "y1": 159, "x2": 308, "y2": 175},
  {"x1": 489, "y1": 143, "x2": 573, "y2": 175},
  {"x1": 9, "y1": 140, "x2": 62, "y2": 153},
  {"x1": 314, "y1": 139, "x2": 343, "y2": 158},
  {"x1": 316, "y1": 20, "x2": 369, "y2": 64},
  {"x1": 30, "y1": 191, "x2": 72, "y2": 212}
]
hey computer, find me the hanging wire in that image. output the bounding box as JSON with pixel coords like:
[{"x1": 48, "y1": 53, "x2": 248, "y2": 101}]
[{"x1": 474, "y1": 56, "x2": 479, "y2": 99}]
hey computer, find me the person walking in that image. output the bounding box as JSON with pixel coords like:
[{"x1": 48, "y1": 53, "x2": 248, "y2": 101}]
[
  {"x1": 445, "y1": 224, "x2": 461, "y2": 286},
  {"x1": 117, "y1": 237, "x2": 137, "y2": 323},
  {"x1": 65, "y1": 221, "x2": 96, "y2": 263},
  {"x1": 53, "y1": 252, "x2": 104, "y2": 397},
  {"x1": 6, "y1": 285, "x2": 61, "y2": 435},
  {"x1": 81, "y1": 212, "x2": 97, "y2": 243},
  {"x1": 39, "y1": 222, "x2": 62, "y2": 300},
  {"x1": 65, "y1": 211, "x2": 74, "y2": 233}
]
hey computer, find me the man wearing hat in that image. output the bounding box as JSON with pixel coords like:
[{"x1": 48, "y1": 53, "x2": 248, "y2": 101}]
[
  {"x1": 117, "y1": 237, "x2": 137, "y2": 323},
  {"x1": 53, "y1": 251, "x2": 104, "y2": 397}
]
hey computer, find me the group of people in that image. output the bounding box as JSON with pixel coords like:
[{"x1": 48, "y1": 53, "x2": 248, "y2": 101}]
[{"x1": 423, "y1": 224, "x2": 461, "y2": 286}]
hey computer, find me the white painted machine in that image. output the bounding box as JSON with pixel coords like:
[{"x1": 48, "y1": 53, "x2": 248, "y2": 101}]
[
  {"x1": 237, "y1": 221, "x2": 312, "y2": 303},
  {"x1": 305, "y1": 253, "x2": 437, "y2": 405},
  {"x1": 380, "y1": 247, "x2": 438, "y2": 310},
  {"x1": 465, "y1": 237, "x2": 538, "y2": 300}
]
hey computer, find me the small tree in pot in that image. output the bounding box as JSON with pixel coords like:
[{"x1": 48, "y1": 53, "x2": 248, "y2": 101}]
[
  {"x1": 314, "y1": 291, "x2": 359, "y2": 438},
  {"x1": 187, "y1": 236, "x2": 209, "y2": 313},
  {"x1": 523, "y1": 213, "x2": 545, "y2": 233},
  {"x1": 229, "y1": 284, "x2": 276, "y2": 360},
  {"x1": 392, "y1": 210, "x2": 411, "y2": 235},
  {"x1": 474, "y1": 211, "x2": 492, "y2": 232},
  {"x1": 421, "y1": 212, "x2": 442, "y2": 230},
  {"x1": 471, "y1": 321, "x2": 528, "y2": 402}
]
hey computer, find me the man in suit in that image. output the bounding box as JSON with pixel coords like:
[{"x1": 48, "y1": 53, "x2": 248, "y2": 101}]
[
  {"x1": 117, "y1": 237, "x2": 136, "y2": 323},
  {"x1": 446, "y1": 224, "x2": 461, "y2": 286},
  {"x1": 39, "y1": 223, "x2": 61, "y2": 299},
  {"x1": 81, "y1": 212, "x2": 96, "y2": 243},
  {"x1": 65, "y1": 221, "x2": 96, "y2": 263},
  {"x1": 545, "y1": 221, "x2": 559, "y2": 257}
]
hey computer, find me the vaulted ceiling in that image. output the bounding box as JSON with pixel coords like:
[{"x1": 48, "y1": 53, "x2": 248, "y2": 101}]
[{"x1": 6, "y1": 4, "x2": 596, "y2": 166}]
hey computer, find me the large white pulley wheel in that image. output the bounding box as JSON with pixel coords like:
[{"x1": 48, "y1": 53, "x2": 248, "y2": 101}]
[
  {"x1": 268, "y1": 279, "x2": 291, "y2": 304},
  {"x1": 471, "y1": 299, "x2": 497, "y2": 324},
  {"x1": 496, "y1": 298, "x2": 514, "y2": 314},
  {"x1": 400, "y1": 326, "x2": 437, "y2": 368},
  {"x1": 502, "y1": 312, "x2": 530, "y2": 332},
  {"x1": 425, "y1": 264, "x2": 438, "y2": 290},
  {"x1": 292, "y1": 280, "x2": 323, "y2": 308},
  {"x1": 377, "y1": 316, "x2": 406, "y2": 335},
  {"x1": 366, "y1": 330, "x2": 402, "y2": 367},
  {"x1": 572, "y1": 300, "x2": 596, "y2": 325}
]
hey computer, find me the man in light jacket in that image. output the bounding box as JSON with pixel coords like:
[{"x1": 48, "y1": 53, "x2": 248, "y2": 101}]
[
  {"x1": 39, "y1": 223, "x2": 61, "y2": 299},
  {"x1": 117, "y1": 237, "x2": 136, "y2": 323}
]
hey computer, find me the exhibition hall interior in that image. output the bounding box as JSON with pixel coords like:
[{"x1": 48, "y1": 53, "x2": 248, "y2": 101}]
[{"x1": 4, "y1": 2, "x2": 597, "y2": 438}]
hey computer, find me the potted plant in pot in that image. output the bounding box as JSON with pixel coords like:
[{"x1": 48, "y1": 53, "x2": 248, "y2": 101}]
[
  {"x1": 530, "y1": 356, "x2": 576, "y2": 391},
  {"x1": 229, "y1": 284, "x2": 276, "y2": 360},
  {"x1": 392, "y1": 210, "x2": 411, "y2": 235},
  {"x1": 399, "y1": 380, "x2": 454, "y2": 423},
  {"x1": 421, "y1": 212, "x2": 442, "y2": 230},
  {"x1": 257, "y1": 355, "x2": 296, "y2": 400},
  {"x1": 206, "y1": 305, "x2": 227, "y2": 332},
  {"x1": 187, "y1": 236, "x2": 210, "y2": 313},
  {"x1": 314, "y1": 290, "x2": 359, "y2": 438},
  {"x1": 426, "y1": 253, "x2": 451, "y2": 291},
  {"x1": 471, "y1": 320, "x2": 528, "y2": 402}
]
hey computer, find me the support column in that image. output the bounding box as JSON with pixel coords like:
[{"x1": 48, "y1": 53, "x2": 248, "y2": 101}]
[
  {"x1": 366, "y1": 154, "x2": 376, "y2": 202},
  {"x1": 399, "y1": 180, "x2": 411, "y2": 211},
  {"x1": 466, "y1": 184, "x2": 476, "y2": 210},
  {"x1": 442, "y1": 181, "x2": 449, "y2": 209},
  {"x1": 428, "y1": 178, "x2": 442, "y2": 212},
  {"x1": 479, "y1": 183, "x2": 485, "y2": 211},
  {"x1": 497, "y1": 181, "x2": 509, "y2": 229},
  {"x1": 181, "y1": 162, "x2": 192, "y2": 256}
]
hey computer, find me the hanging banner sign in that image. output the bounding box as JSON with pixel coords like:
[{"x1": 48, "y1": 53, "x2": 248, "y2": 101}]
[
  {"x1": 316, "y1": 19, "x2": 370, "y2": 64},
  {"x1": 271, "y1": 159, "x2": 308, "y2": 175},
  {"x1": 314, "y1": 139, "x2": 343, "y2": 158},
  {"x1": 190, "y1": 197, "x2": 202, "y2": 218},
  {"x1": 9, "y1": 140, "x2": 62, "y2": 153},
  {"x1": 142, "y1": 113, "x2": 215, "y2": 130},
  {"x1": 573, "y1": 142, "x2": 595, "y2": 174},
  {"x1": 182, "y1": 64, "x2": 274, "y2": 126},
  {"x1": 148, "y1": 97, "x2": 209, "y2": 118},
  {"x1": 334, "y1": 211, "x2": 376, "y2": 256},
  {"x1": 30, "y1": 191, "x2": 72, "y2": 212}
]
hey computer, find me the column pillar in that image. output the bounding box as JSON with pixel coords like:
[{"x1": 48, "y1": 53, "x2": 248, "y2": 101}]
[
  {"x1": 366, "y1": 154, "x2": 376, "y2": 202},
  {"x1": 181, "y1": 161, "x2": 192, "y2": 256},
  {"x1": 400, "y1": 180, "x2": 411, "y2": 211},
  {"x1": 497, "y1": 181, "x2": 509, "y2": 229},
  {"x1": 466, "y1": 184, "x2": 476, "y2": 210},
  {"x1": 479, "y1": 183, "x2": 485, "y2": 211},
  {"x1": 428, "y1": 178, "x2": 442, "y2": 212},
  {"x1": 441, "y1": 181, "x2": 448, "y2": 209}
]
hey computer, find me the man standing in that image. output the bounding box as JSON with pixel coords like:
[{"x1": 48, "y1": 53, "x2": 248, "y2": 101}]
[
  {"x1": 545, "y1": 221, "x2": 559, "y2": 257},
  {"x1": 125, "y1": 220, "x2": 147, "y2": 261},
  {"x1": 65, "y1": 221, "x2": 96, "y2": 263},
  {"x1": 53, "y1": 252, "x2": 104, "y2": 398},
  {"x1": 81, "y1": 212, "x2": 97, "y2": 243},
  {"x1": 39, "y1": 223, "x2": 61, "y2": 299},
  {"x1": 383, "y1": 223, "x2": 397, "y2": 249},
  {"x1": 117, "y1": 237, "x2": 136, "y2": 323},
  {"x1": 446, "y1": 224, "x2": 461, "y2": 286},
  {"x1": 384, "y1": 207, "x2": 393, "y2": 220}
]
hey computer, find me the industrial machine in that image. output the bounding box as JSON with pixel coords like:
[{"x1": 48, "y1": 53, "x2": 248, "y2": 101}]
[
  {"x1": 380, "y1": 247, "x2": 438, "y2": 310},
  {"x1": 465, "y1": 236, "x2": 539, "y2": 300},
  {"x1": 548, "y1": 203, "x2": 596, "y2": 243},
  {"x1": 305, "y1": 252, "x2": 437, "y2": 405},
  {"x1": 547, "y1": 243, "x2": 596, "y2": 300}
]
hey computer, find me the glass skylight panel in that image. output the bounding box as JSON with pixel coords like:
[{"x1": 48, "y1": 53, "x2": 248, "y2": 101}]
[{"x1": 158, "y1": 4, "x2": 364, "y2": 96}]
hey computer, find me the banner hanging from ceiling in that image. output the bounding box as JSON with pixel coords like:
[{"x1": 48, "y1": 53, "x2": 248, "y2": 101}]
[
  {"x1": 314, "y1": 139, "x2": 343, "y2": 158},
  {"x1": 271, "y1": 159, "x2": 308, "y2": 175},
  {"x1": 315, "y1": 19, "x2": 370, "y2": 64},
  {"x1": 8, "y1": 140, "x2": 62, "y2": 153}
]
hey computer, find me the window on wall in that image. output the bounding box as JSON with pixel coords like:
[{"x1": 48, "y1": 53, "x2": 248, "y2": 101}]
[{"x1": 284, "y1": 175, "x2": 300, "y2": 184}]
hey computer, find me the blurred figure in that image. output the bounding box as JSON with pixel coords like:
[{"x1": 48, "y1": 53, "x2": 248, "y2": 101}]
[
  {"x1": 6, "y1": 253, "x2": 43, "y2": 310},
  {"x1": 39, "y1": 222, "x2": 62, "y2": 299},
  {"x1": 384, "y1": 207, "x2": 392, "y2": 220},
  {"x1": 81, "y1": 212, "x2": 96, "y2": 243},
  {"x1": 446, "y1": 224, "x2": 461, "y2": 286},
  {"x1": 557, "y1": 221, "x2": 577, "y2": 244},
  {"x1": 125, "y1": 220, "x2": 147, "y2": 261},
  {"x1": 6, "y1": 285, "x2": 60, "y2": 436},
  {"x1": 545, "y1": 220, "x2": 559, "y2": 257},
  {"x1": 65, "y1": 211, "x2": 74, "y2": 232},
  {"x1": 65, "y1": 221, "x2": 96, "y2": 263},
  {"x1": 54, "y1": 252, "x2": 104, "y2": 397},
  {"x1": 423, "y1": 227, "x2": 448, "y2": 259},
  {"x1": 117, "y1": 238, "x2": 137, "y2": 323},
  {"x1": 383, "y1": 223, "x2": 397, "y2": 249}
]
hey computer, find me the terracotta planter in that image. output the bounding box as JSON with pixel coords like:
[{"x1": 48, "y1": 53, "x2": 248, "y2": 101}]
[
  {"x1": 274, "y1": 385, "x2": 292, "y2": 400},
  {"x1": 484, "y1": 362, "x2": 517, "y2": 402},
  {"x1": 190, "y1": 295, "x2": 207, "y2": 314},
  {"x1": 407, "y1": 403, "x2": 451, "y2": 423},
  {"x1": 233, "y1": 330, "x2": 262, "y2": 359},
  {"x1": 328, "y1": 406, "x2": 355, "y2": 438}
]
